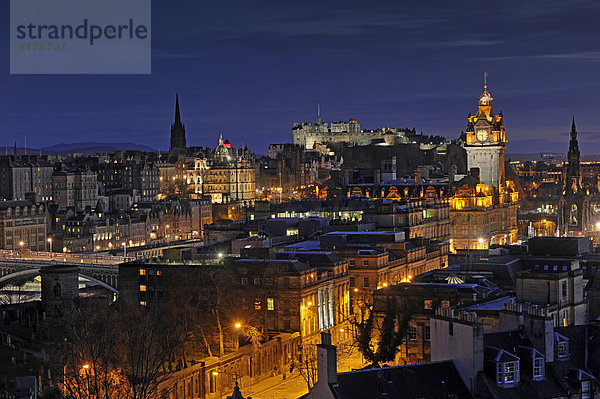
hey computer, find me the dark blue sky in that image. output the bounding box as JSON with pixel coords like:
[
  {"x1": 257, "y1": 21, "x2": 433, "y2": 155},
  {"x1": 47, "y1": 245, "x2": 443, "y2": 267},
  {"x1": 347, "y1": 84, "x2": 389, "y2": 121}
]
[{"x1": 2, "y1": 0, "x2": 600, "y2": 154}]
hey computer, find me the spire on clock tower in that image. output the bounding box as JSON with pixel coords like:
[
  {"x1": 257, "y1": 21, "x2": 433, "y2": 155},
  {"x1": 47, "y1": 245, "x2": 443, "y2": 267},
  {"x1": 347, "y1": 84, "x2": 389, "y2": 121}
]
[{"x1": 478, "y1": 71, "x2": 493, "y2": 107}]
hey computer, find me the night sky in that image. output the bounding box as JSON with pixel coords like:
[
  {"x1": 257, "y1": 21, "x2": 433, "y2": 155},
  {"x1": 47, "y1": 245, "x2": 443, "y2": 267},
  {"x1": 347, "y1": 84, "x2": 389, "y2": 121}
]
[{"x1": 2, "y1": 0, "x2": 600, "y2": 154}]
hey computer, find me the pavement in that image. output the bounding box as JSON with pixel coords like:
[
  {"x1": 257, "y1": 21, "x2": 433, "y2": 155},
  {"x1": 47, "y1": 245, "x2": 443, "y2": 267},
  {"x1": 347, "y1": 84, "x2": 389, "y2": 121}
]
[{"x1": 238, "y1": 349, "x2": 366, "y2": 399}]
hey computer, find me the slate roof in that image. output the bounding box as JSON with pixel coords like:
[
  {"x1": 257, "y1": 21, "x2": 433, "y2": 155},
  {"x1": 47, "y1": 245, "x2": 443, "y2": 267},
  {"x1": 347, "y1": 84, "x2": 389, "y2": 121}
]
[
  {"x1": 330, "y1": 361, "x2": 474, "y2": 399},
  {"x1": 479, "y1": 328, "x2": 585, "y2": 399}
]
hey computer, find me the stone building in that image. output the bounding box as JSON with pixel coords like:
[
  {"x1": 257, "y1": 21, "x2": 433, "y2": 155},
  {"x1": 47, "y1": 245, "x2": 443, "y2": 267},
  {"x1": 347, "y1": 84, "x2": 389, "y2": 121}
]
[
  {"x1": 557, "y1": 119, "x2": 592, "y2": 236},
  {"x1": 373, "y1": 281, "x2": 498, "y2": 365},
  {"x1": 0, "y1": 201, "x2": 47, "y2": 251},
  {"x1": 431, "y1": 306, "x2": 600, "y2": 398},
  {"x1": 516, "y1": 257, "x2": 587, "y2": 327},
  {"x1": 203, "y1": 135, "x2": 256, "y2": 204},
  {"x1": 450, "y1": 78, "x2": 519, "y2": 250},
  {"x1": 291, "y1": 108, "x2": 414, "y2": 150},
  {"x1": 363, "y1": 198, "x2": 451, "y2": 241},
  {"x1": 52, "y1": 168, "x2": 98, "y2": 210},
  {"x1": 0, "y1": 155, "x2": 53, "y2": 201}
]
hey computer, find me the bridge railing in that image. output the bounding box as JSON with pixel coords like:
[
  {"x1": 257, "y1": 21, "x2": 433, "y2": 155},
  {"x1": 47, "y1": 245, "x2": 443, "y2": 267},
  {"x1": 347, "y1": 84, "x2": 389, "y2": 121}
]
[
  {"x1": 0, "y1": 258, "x2": 121, "y2": 269},
  {"x1": 0, "y1": 249, "x2": 131, "y2": 263}
]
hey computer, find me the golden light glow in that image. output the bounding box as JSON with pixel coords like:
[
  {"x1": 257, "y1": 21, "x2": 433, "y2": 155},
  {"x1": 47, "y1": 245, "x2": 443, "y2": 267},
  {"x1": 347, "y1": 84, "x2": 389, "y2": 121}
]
[
  {"x1": 82, "y1": 364, "x2": 90, "y2": 370},
  {"x1": 235, "y1": 323, "x2": 241, "y2": 328}
]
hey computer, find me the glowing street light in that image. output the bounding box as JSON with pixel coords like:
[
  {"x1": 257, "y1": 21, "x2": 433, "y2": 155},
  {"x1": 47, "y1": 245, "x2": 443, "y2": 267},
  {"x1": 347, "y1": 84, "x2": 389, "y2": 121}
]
[
  {"x1": 82, "y1": 364, "x2": 90, "y2": 370},
  {"x1": 234, "y1": 323, "x2": 242, "y2": 329},
  {"x1": 47, "y1": 237, "x2": 53, "y2": 252}
]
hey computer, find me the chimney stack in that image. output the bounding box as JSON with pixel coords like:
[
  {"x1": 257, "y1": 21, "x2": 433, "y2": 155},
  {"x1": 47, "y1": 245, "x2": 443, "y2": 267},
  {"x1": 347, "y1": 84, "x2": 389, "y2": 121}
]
[{"x1": 317, "y1": 331, "x2": 337, "y2": 385}]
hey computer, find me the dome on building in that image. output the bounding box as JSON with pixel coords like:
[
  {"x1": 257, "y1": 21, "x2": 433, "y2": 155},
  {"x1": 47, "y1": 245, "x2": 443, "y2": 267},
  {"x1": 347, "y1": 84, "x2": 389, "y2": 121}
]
[
  {"x1": 445, "y1": 274, "x2": 464, "y2": 285},
  {"x1": 215, "y1": 134, "x2": 230, "y2": 164},
  {"x1": 479, "y1": 87, "x2": 493, "y2": 106}
]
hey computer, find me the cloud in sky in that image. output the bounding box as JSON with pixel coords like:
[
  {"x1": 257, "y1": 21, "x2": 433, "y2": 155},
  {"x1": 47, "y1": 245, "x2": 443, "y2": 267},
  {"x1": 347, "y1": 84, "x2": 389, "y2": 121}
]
[{"x1": 3, "y1": 0, "x2": 600, "y2": 153}]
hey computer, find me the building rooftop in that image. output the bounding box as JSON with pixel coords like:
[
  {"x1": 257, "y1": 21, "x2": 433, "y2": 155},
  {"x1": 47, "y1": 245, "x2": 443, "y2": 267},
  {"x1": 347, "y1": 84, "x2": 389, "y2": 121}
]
[{"x1": 330, "y1": 361, "x2": 474, "y2": 399}]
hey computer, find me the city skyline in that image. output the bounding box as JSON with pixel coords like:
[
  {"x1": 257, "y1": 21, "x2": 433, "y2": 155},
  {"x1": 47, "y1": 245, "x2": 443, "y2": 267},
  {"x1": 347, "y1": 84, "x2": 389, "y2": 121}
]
[{"x1": 2, "y1": 0, "x2": 600, "y2": 153}]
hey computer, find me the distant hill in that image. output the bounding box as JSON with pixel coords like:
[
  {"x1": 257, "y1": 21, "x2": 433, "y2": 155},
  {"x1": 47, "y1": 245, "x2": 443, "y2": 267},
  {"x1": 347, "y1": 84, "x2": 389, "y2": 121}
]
[
  {"x1": 0, "y1": 142, "x2": 158, "y2": 156},
  {"x1": 507, "y1": 152, "x2": 600, "y2": 162},
  {"x1": 42, "y1": 142, "x2": 158, "y2": 155}
]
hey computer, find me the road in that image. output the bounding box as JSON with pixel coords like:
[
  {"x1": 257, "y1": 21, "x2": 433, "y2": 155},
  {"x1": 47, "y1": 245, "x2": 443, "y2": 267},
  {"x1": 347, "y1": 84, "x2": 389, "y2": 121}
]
[
  {"x1": 0, "y1": 249, "x2": 127, "y2": 265},
  {"x1": 240, "y1": 350, "x2": 366, "y2": 399}
]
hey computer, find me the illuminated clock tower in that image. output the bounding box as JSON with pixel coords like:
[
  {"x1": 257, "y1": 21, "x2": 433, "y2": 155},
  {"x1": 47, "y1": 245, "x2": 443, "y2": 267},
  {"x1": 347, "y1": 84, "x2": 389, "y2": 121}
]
[{"x1": 464, "y1": 74, "x2": 506, "y2": 189}]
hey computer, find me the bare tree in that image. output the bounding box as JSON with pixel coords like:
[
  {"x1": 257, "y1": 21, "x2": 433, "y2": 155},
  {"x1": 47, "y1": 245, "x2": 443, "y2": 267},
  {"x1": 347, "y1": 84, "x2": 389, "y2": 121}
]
[
  {"x1": 297, "y1": 343, "x2": 318, "y2": 391},
  {"x1": 115, "y1": 301, "x2": 181, "y2": 399},
  {"x1": 50, "y1": 300, "x2": 182, "y2": 399},
  {"x1": 56, "y1": 302, "x2": 130, "y2": 399}
]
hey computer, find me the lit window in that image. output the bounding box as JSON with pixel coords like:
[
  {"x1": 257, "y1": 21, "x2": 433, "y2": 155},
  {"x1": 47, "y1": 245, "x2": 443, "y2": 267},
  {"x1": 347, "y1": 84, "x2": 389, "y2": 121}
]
[
  {"x1": 254, "y1": 300, "x2": 262, "y2": 310},
  {"x1": 424, "y1": 299, "x2": 433, "y2": 309},
  {"x1": 140, "y1": 285, "x2": 147, "y2": 292},
  {"x1": 156, "y1": 270, "x2": 162, "y2": 276},
  {"x1": 139, "y1": 301, "x2": 147, "y2": 306},
  {"x1": 267, "y1": 298, "x2": 274, "y2": 311},
  {"x1": 441, "y1": 300, "x2": 450, "y2": 308},
  {"x1": 139, "y1": 269, "x2": 146, "y2": 276},
  {"x1": 503, "y1": 361, "x2": 518, "y2": 383}
]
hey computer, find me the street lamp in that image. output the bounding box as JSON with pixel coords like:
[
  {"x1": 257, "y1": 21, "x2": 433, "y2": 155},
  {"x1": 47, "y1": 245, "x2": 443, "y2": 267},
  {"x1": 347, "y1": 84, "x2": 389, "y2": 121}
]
[
  {"x1": 47, "y1": 237, "x2": 53, "y2": 253},
  {"x1": 212, "y1": 370, "x2": 239, "y2": 387},
  {"x1": 122, "y1": 242, "x2": 127, "y2": 258}
]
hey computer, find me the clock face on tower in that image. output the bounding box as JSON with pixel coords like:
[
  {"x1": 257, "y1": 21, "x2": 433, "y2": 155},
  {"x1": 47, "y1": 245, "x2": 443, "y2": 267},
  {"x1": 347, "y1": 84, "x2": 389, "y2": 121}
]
[{"x1": 476, "y1": 129, "x2": 488, "y2": 142}]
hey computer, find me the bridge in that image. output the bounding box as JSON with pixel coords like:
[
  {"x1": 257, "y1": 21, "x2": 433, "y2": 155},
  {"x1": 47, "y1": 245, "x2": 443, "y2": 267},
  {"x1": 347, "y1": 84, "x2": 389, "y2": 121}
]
[{"x1": 0, "y1": 250, "x2": 127, "y2": 294}]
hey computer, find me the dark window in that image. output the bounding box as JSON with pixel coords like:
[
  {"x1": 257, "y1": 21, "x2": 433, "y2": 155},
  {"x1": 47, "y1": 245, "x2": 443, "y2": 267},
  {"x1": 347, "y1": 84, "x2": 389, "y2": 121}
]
[
  {"x1": 349, "y1": 277, "x2": 355, "y2": 287},
  {"x1": 363, "y1": 277, "x2": 370, "y2": 288},
  {"x1": 449, "y1": 321, "x2": 453, "y2": 336},
  {"x1": 408, "y1": 325, "x2": 417, "y2": 340}
]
